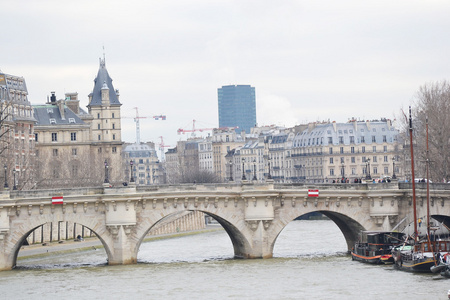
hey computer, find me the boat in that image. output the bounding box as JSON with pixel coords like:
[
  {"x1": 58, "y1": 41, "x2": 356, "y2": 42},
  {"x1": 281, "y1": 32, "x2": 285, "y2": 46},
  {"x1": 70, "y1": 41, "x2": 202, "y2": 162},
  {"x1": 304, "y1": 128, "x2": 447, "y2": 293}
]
[
  {"x1": 392, "y1": 111, "x2": 437, "y2": 273},
  {"x1": 351, "y1": 231, "x2": 404, "y2": 264}
]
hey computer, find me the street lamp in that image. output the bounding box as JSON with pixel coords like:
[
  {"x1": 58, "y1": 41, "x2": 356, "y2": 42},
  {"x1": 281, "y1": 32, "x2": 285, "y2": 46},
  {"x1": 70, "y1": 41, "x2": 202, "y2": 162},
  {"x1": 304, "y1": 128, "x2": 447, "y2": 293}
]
[
  {"x1": 4, "y1": 164, "x2": 8, "y2": 189},
  {"x1": 365, "y1": 158, "x2": 371, "y2": 180},
  {"x1": 228, "y1": 161, "x2": 233, "y2": 182},
  {"x1": 104, "y1": 160, "x2": 109, "y2": 183},
  {"x1": 341, "y1": 162, "x2": 345, "y2": 180},
  {"x1": 130, "y1": 160, "x2": 134, "y2": 182},
  {"x1": 253, "y1": 159, "x2": 257, "y2": 181},
  {"x1": 242, "y1": 158, "x2": 246, "y2": 181},
  {"x1": 267, "y1": 157, "x2": 272, "y2": 180},
  {"x1": 13, "y1": 168, "x2": 17, "y2": 190},
  {"x1": 392, "y1": 157, "x2": 397, "y2": 179}
]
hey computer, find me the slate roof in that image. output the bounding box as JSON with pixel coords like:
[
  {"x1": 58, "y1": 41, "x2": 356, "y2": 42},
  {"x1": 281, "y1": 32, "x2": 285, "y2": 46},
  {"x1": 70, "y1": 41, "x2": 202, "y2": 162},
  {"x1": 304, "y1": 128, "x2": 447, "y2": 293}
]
[
  {"x1": 33, "y1": 104, "x2": 85, "y2": 126},
  {"x1": 88, "y1": 58, "x2": 121, "y2": 107},
  {"x1": 292, "y1": 121, "x2": 398, "y2": 147}
]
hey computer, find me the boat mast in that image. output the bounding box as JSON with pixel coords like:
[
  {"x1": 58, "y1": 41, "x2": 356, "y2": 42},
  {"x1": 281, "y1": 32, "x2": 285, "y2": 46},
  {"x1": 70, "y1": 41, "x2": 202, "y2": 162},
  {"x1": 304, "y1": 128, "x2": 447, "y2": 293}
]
[
  {"x1": 425, "y1": 117, "x2": 437, "y2": 266},
  {"x1": 426, "y1": 117, "x2": 430, "y2": 238},
  {"x1": 409, "y1": 107, "x2": 418, "y2": 247}
]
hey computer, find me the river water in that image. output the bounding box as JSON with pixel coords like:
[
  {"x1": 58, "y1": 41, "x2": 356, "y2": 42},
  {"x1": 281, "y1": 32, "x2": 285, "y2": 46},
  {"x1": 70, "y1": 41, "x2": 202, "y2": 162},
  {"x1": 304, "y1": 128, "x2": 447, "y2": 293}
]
[{"x1": 1, "y1": 220, "x2": 448, "y2": 299}]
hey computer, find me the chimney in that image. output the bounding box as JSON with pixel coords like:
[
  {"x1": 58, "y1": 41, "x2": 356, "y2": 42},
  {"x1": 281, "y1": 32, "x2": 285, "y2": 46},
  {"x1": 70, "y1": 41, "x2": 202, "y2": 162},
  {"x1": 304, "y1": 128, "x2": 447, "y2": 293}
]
[
  {"x1": 65, "y1": 92, "x2": 80, "y2": 114},
  {"x1": 50, "y1": 91, "x2": 56, "y2": 104},
  {"x1": 57, "y1": 99, "x2": 65, "y2": 120}
]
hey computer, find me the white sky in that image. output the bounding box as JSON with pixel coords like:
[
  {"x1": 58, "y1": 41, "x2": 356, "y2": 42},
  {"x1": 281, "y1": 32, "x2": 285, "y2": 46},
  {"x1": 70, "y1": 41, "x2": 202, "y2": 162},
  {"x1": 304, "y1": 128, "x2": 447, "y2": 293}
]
[{"x1": 2, "y1": 0, "x2": 450, "y2": 157}]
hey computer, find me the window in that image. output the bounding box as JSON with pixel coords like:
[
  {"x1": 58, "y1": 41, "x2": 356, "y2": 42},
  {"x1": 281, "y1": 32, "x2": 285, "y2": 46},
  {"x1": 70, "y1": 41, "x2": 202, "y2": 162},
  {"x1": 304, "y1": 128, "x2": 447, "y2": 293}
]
[
  {"x1": 350, "y1": 136, "x2": 354, "y2": 143},
  {"x1": 340, "y1": 157, "x2": 344, "y2": 164},
  {"x1": 52, "y1": 149, "x2": 58, "y2": 156},
  {"x1": 330, "y1": 169, "x2": 334, "y2": 176},
  {"x1": 372, "y1": 136, "x2": 376, "y2": 142},
  {"x1": 351, "y1": 168, "x2": 356, "y2": 175},
  {"x1": 112, "y1": 123, "x2": 115, "y2": 129},
  {"x1": 113, "y1": 134, "x2": 116, "y2": 140},
  {"x1": 361, "y1": 136, "x2": 365, "y2": 143},
  {"x1": 373, "y1": 146, "x2": 376, "y2": 153},
  {"x1": 98, "y1": 124, "x2": 100, "y2": 130},
  {"x1": 98, "y1": 148, "x2": 102, "y2": 153},
  {"x1": 383, "y1": 146, "x2": 387, "y2": 152},
  {"x1": 330, "y1": 157, "x2": 334, "y2": 164},
  {"x1": 351, "y1": 147, "x2": 355, "y2": 153},
  {"x1": 362, "y1": 156, "x2": 366, "y2": 162},
  {"x1": 97, "y1": 113, "x2": 100, "y2": 119},
  {"x1": 328, "y1": 137, "x2": 332, "y2": 144},
  {"x1": 340, "y1": 147, "x2": 344, "y2": 154},
  {"x1": 384, "y1": 167, "x2": 389, "y2": 174},
  {"x1": 50, "y1": 119, "x2": 56, "y2": 124},
  {"x1": 52, "y1": 133, "x2": 57, "y2": 142},
  {"x1": 71, "y1": 132, "x2": 77, "y2": 141},
  {"x1": 72, "y1": 148, "x2": 77, "y2": 156},
  {"x1": 98, "y1": 135, "x2": 101, "y2": 141},
  {"x1": 71, "y1": 164, "x2": 78, "y2": 177},
  {"x1": 47, "y1": 108, "x2": 53, "y2": 113},
  {"x1": 383, "y1": 135, "x2": 387, "y2": 142},
  {"x1": 329, "y1": 147, "x2": 333, "y2": 154},
  {"x1": 384, "y1": 156, "x2": 388, "y2": 162},
  {"x1": 351, "y1": 157, "x2": 355, "y2": 163},
  {"x1": 373, "y1": 167, "x2": 378, "y2": 174},
  {"x1": 69, "y1": 118, "x2": 75, "y2": 123},
  {"x1": 112, "y1": 113, "x2": 115, "y2": 118},
  {"x1": 373, "y1": 156, "x2": 377, "y2": 162},
  {"x1": 112, "y1": 147, "x2": 117, "y2": 153},
  {"x1": 339, "y1": 136, "x2": 344, "y2": 144},
  {"x1": 35, "y1": 133, "x2": 38, "y2": 142},
  {"x1": 362, "y1": 146, "x2": 365, "y2": 153}
]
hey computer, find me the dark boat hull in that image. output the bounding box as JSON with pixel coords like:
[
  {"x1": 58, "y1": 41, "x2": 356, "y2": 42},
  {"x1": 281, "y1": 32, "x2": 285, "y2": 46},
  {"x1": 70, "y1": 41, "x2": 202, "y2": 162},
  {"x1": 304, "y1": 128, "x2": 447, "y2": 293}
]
[{"x1": 394, "y1": 258, "x2": 436, "y2": 273}]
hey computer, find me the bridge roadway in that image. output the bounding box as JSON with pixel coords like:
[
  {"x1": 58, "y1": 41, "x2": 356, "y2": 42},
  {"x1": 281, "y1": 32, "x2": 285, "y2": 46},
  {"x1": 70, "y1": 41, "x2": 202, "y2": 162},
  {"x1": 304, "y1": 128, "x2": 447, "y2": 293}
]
[{"x1": 1, "y1": 182, "x2": 449, "y2": 271}]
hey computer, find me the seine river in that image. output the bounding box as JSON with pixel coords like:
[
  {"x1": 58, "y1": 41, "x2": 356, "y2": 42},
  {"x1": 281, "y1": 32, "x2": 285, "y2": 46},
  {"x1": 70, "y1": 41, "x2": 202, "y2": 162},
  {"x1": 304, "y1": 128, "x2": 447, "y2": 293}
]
[{"x1": 1, "y1": 220, "x2": 448, "y2": 299}]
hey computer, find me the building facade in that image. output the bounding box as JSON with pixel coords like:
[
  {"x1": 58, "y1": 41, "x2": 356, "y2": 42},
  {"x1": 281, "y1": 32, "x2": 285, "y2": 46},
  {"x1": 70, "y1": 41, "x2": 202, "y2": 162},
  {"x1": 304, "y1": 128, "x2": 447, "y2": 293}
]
[
  {"x1": 0, "y1": 71, "x2": 36, "y2": 190},
  {"x1": 218, "y1": 85, "x2": 256, "y2": 134},
  {"x1": 33, "y1": 58, "x2": 124, "y2": 188},
  {"x1": 123, "y1": 142, "x2": 161, "y2": 185}
]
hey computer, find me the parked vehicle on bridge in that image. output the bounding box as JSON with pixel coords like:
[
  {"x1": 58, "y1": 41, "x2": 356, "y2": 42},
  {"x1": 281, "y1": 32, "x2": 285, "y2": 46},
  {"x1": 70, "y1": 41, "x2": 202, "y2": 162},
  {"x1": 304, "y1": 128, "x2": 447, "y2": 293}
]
[{"x1": 351, "y1": 231, "x2": 405, "y2": 264}]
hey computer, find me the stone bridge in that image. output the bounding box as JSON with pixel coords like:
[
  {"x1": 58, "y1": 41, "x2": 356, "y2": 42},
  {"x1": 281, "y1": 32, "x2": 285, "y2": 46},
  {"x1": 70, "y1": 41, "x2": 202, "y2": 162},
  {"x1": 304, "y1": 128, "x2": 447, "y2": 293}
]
[{"x1": 1, "y1": 182, "x2": 449, "y2": 271}]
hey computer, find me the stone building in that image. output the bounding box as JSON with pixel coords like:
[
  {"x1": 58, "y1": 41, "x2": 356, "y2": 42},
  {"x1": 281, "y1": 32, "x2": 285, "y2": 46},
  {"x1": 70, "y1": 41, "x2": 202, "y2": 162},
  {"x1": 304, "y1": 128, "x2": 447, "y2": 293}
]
[
  {"x1": 0, "y1": 71, "x2": 36, "y2": 190},
  {"x1": 123, "y1": 142, "x2": 161, "y2": 185},
  {"x1": 291, "y1": 119, "x2": 401, "y2": 183},
  {"x1": 33, "y1": 93, "x2": 93, "y2": 187},
  {"x1": 33, "y1": 58, "x2": 124, "y2": 188}
]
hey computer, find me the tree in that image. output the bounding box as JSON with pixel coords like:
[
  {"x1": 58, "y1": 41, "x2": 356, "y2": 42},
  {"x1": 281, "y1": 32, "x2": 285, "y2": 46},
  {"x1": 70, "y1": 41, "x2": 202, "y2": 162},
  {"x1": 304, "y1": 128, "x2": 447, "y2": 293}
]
[{"x1": 412, "y1": 80, "x2": 450, "y2": 182}]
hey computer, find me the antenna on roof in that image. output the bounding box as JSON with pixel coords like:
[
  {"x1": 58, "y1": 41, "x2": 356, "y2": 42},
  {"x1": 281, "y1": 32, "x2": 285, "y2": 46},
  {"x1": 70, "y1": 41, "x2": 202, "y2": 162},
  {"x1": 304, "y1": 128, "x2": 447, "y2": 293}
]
[{"x1": 103, "y1": 45, "x2": 106, "y2": 62}]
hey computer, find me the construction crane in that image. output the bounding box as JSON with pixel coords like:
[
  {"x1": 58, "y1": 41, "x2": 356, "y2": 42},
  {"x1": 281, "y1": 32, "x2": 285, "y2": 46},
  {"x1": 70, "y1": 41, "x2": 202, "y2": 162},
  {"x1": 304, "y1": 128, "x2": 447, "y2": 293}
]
[
  {"x1": 158, "y1": 136, "x2": 171, "y2": 161},
  {"x1": 177, "y1": 119, "x2": 238, "y2": 137},
  {"x1": 127, "y1": 108, "x2": 166, "y2": 144}
]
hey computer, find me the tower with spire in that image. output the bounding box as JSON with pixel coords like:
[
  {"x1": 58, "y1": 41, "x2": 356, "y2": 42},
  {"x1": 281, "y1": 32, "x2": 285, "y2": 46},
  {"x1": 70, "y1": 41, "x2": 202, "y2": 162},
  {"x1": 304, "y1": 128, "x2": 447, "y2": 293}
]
[{"x1": 87, "y1": 57, "x2": 123, "y2": 184}]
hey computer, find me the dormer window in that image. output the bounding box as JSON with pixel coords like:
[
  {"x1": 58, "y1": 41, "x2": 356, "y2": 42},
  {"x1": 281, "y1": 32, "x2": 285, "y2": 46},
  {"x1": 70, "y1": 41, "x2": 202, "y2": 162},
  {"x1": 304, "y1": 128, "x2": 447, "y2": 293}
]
[
  {"x1": 69, "y1": 118, "x2": 75, "y2": 123},
  {"x1": 50, "y1": 119, "x2": 56, "y2": 124},
  {"x1": 47, "y1": 108, "x2": 53, "y2": 113}
]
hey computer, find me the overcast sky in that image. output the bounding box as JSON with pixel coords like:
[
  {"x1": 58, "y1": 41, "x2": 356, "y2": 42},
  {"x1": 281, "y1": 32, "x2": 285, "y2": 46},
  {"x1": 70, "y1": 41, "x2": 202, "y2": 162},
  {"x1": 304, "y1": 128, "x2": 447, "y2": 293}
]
[{"x1": 2, "y1": 0, "x2": 450, "y2": 157}]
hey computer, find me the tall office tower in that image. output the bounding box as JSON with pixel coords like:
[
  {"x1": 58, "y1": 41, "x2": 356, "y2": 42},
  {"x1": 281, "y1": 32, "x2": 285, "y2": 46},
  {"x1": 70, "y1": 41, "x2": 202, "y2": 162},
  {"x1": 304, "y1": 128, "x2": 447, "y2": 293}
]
[{"x1": 218, "y1": 85, "x2": 256, "y2": 134}]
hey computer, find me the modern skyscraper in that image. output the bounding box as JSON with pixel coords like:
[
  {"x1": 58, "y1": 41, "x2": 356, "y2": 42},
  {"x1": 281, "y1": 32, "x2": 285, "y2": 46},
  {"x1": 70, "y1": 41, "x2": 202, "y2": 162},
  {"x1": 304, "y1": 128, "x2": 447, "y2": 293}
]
[{"x1": 218, "y1": 85, "x2": 256, "y2": 134}]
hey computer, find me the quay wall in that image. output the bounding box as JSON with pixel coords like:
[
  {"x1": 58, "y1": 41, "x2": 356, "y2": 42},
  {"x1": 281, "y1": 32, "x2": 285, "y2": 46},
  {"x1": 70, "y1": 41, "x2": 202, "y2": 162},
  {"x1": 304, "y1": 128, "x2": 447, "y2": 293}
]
[{"x1": 26, "y1": 211, "x2": 206, "y2": 245}]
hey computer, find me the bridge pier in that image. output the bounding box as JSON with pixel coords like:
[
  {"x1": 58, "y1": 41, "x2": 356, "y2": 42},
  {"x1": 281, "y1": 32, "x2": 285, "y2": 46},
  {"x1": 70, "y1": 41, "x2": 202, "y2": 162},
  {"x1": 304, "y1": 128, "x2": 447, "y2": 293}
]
[
  {"x1": 104, "y1": 200, "x2": 139, "y2": 265},
  {"x1": 241, "y1": 220, "x2": 274, "y2": 258},
  {"x1": 106, "y1": 225, "x2": 137, "y2": 265}
]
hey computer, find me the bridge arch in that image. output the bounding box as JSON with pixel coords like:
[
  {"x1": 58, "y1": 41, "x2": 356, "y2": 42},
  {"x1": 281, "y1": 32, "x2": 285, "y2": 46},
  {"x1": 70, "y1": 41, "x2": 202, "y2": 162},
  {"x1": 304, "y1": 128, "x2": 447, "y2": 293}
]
[
  {"x1": 134, "y1": 209, "x2": 252, "y2": 260},
  {"x1": 269, "y1": 208, "x2": 366, "y2": 256},
  {"x1": 3, "y1": 213, "x2": 114, "y2": 270}
]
